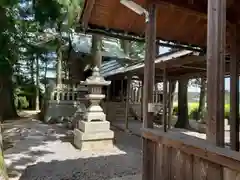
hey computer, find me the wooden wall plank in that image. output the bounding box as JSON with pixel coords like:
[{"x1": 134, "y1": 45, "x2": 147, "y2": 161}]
[
  {"x1": 193, "y1": 157, "x2": 207, "y2": 180},
  {"x1": 174, "y1": 150, "x2": 183, "y2": 180},
  {"x1": 154, "y1": 143, "x2": 163, "y2": 180},
  {"x1": 223, "y1": 168, "x2": 237, "y2": 180},
  {"x1": 207, "y1": 162, "x2": 223, "y2": 180},
  {"x1": 142, "y1": 139, "x2": 156, "y2": 180},
  {"x1": 162, "y1": 145, "x2": 171, "y2": 180},
  {"x1": 184, "y1": 153, "x2": 193, "y2": 180}
]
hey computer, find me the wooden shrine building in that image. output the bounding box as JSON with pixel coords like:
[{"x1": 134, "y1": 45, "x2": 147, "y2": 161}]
[{"x1": 80, "y1": 0, "x2": 240, "y2": 180}]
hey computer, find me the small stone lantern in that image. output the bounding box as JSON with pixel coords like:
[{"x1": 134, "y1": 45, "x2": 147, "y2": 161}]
[{"x1": 74, "y1": 66, "x2": 114, "y2": 150}]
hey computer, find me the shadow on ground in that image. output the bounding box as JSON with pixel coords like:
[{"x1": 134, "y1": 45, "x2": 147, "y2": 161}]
[
  {"x1": 3, "y1": 120, "x2": 73, "y2": 178},
  {"x1": 18, "y1": 153, "x2": 141, "y2": 180},
  {"x1": 3, "y1": 119, "x2": 142, "y2": 180}
]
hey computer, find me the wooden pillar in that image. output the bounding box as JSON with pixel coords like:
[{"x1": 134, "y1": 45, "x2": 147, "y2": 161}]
[
  {"x1": 163, "y1": 67, "x2": 167, "y2": 132},
  {"x1": 121, "y1": 79, "x2": 124, "y2": 102},
  {"x1": 168, "y1": 80, "x2": 173, "y2": 129},
  {"x1": 112, "y1": 80, "x2": 115, "y2": 101},
  {"x1": 142, "y1": 3, "x2": 157, "y2": 180},
  {"x1": 230, "y1": 25, "x2": 239, "y2": 151},
  {"x1": 125, "y1": 77, "x2": 131, "y2": 130},
  {"x1": 206, "y1": 0, "x2": 226, "y2": 146},
  {"x1": 106, "y1": 85, "x2": 111, "y2": 121},
  {"x1": 141, "y1": 78, "x2": 144, "y2": 122},
  {"x1": 142, "y1": 3, "x2": 157, "y2": 129}
]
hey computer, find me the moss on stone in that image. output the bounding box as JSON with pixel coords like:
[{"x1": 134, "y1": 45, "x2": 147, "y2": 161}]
[{"x1": 0, "y1": 150, "x2": 8, "y2": 179}]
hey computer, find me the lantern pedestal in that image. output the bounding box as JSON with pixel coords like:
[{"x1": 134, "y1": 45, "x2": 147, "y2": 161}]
[{"x1": 74, "y1": 67, "x2": 114, "y2": 150}]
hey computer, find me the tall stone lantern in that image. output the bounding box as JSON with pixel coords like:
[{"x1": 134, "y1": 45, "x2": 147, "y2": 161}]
[{"x1": 74, "y1": 66, "x2": 114, "y2": 150}]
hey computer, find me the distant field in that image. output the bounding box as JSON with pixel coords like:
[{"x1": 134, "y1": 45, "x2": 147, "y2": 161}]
[{"x1": 173, "y1": 102, "x2": 230, "y2": 119}]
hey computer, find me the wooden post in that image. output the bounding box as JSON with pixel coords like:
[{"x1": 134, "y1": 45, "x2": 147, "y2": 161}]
[
  {"x1": 125, "y1": 77, "x2": 131, "y2": 130},
  {"x1": 230, "y1": 25, "x2": 239, "y2": 151},
  {"x1": 121, "y1": 79, "x2": 124, "y2": 102},
  {"x1": 163, "y1": 66, "x2": 167, "y2": 132},
  {"x1": 206, "y1": 0, "x2": 226, "y2": 146},
  {"x1": 141, "y1": 79, "x2": 144, "y2": 122},
  {"x1": 168, "y1": 80, "x2": 172, "y2": 129},
  {"x1": 142, "y1": 3, "x2": 157, "y2": 180},
  {"x1": 142, "y1": 3, "x2": 157, "y2": 129},
  {"x1": 112, "y1": 80, "x2": 115, "y2": 101},
  {"x1": 106, "y1": 85, "x2": 110, "y2": 121}
]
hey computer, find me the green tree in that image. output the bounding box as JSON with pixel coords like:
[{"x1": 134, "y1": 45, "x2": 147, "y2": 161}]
[{"x1": 33, "y1": 0, "x2": 83, "y2": 87}]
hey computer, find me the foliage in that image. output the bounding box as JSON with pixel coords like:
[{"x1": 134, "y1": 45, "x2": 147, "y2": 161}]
[
  {"x1": 173, "y1": 102, "x2": 231, "y2": 120},
  {"x1": 189, "y1": 78, "x2": 201, "y2": 88},
  {"x1": 15, "y1": 95, "x2": 29, "y2": 109},
  {"x1": 13, "y1": 87, "x2": 30, "y2": 110}
]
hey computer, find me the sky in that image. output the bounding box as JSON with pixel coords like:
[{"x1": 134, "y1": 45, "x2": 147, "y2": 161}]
[{"x1": 187, "y1": 78, "x2": 230, "y2": 92}]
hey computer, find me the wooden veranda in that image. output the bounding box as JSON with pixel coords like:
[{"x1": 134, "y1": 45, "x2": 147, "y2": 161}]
[{"x1": 80, "y1": 0, "x2": 240, "y2": 179}]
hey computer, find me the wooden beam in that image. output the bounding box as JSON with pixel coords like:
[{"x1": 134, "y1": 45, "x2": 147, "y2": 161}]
[
  {"x1": 81, "y1": 0, "x2": 95, "y2": 29},
  {"x1": 155, "y1": 55, "x2": 205, "y2": 69},
  {"x1": 152, "y1": 0, "x2": 236, "y2": 24},
  {"x1": 80, "y1": 26, "x2": 204, "y2": 51},
  {"x1": 206, "y1": 0, "x2": 226, "y2": 146},
  {"x1": 229, "y1": 25, "x2": 239, "y2": 151}
]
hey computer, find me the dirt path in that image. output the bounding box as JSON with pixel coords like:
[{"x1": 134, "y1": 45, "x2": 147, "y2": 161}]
[{"x1": 2, "y1": 115, "x2": 142, "y2": 180}]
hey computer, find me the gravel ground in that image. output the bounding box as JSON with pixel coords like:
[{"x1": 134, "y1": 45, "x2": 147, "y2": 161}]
[{"x1": 3, "y1": 119, "x2": 142, "y2": 180}]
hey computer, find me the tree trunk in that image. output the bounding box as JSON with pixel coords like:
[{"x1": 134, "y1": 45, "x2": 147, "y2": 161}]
[
  {"x1": 0, "y1": 123, "x2": 8, "y2": 180},
  {"x1": 56, "y1": 44, "x2": 62, "y2": 87},
  {"x1": 30, "y1": 58, "x2": 35, "y2": 110},
  {"x1": 0, "y1": 76, "x2": 18, "y2": 121},
  {"x1": 91, "y1": 35, "x2": 102, "y2": 68},
  {"x1": 35, "y1": 56, "x2": 40, "y2": 111},
  {"x1": 197, "y1": 78, "x2": 206, "y2": 122},
  {"x1": 169, "y1": 80, "x2": 176, "y2": 115},
  {"x1": 175, "y1": 79, "x2": 190, "y2": 128},
  {"x1": 44, "y1": 62, "x2": 47, "y2": 91},
  {"x1": 120, "y1": 39, "x2": 130, "y2": 57}
]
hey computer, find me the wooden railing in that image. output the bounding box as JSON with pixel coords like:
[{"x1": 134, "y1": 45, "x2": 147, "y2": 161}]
[
  {"x1": 127, "y1": 85, "x2": 163, "y2": 122},
  {"x1": 128, "y1": 96, "x2": 142, "y2": 121},
  {"x1": 142, "y1": 128, "x2": 240, "y2": 180},
  {"x1": 49, "y1": 84, "x2": 88, "y2": 101},
  {"x1": 129, "y1": 85, "x2": 162, "y2": 104}
]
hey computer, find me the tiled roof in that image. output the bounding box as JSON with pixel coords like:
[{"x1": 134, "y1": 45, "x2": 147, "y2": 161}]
[{"x1": 100, "y1": 50, "x2": 194, "y2": 77}]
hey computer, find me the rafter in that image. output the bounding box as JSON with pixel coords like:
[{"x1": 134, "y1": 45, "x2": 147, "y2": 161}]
[
  {"x1": 80, "y1": 0, "x2": 96, "y2": 29},
  {"x1": 151, "y1": 0, "x2": 237, "y2": 24}
]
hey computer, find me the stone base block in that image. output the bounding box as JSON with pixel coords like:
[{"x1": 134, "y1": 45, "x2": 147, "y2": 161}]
[
  {"x1": 84, "y1": 111, "x2": 106, "y2": 122},
  {"x1": 78, "y1": 120, "x2": 110, "y2": 133},
  {"x1": 74, "y1": 128, "x2": 114, "y2": 150}
]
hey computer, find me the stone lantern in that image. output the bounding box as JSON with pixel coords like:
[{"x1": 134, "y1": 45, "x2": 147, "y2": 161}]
[{"x1": 74, "y1": 66, "x2": 114, "y2": 150}]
